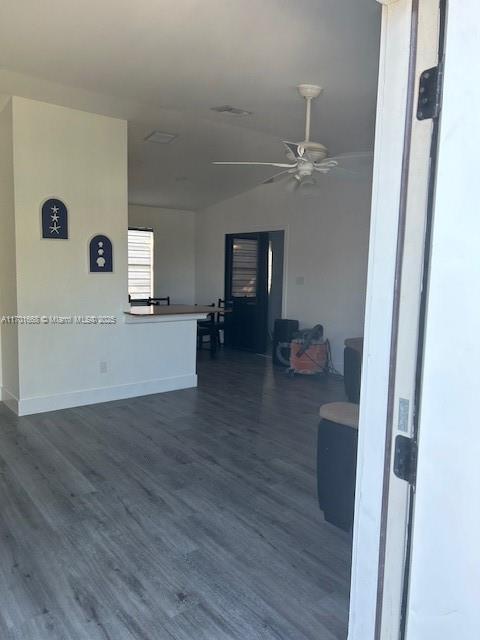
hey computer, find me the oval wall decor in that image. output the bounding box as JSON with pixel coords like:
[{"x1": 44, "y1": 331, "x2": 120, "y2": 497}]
[
  {"x1": 89, "y1": 235, "x2": 113, "y2": 272},
  {"x1": 41, "y1": 198, "x2": 68, "y2": 239}
]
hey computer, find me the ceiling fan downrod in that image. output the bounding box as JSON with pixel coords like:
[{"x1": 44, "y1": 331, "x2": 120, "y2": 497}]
[{"x1": 297, "y1": 84, "x2": 323, "y2": 145}]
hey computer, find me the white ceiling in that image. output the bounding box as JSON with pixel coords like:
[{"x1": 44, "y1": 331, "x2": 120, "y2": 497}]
[{"x1": 0, "y1": 0, "x2": 381, "y2": 210}]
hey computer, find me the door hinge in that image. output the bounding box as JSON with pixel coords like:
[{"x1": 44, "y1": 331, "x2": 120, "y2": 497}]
[
  {"x1": 417, "y1": 65, "x2": 442, "y2": 120},
  {"x1": 393, "y1": 435, "x2": 418, "y2": 485}
]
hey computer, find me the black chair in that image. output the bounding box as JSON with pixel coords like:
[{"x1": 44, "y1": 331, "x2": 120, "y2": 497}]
[
  {"x1": 148, "y1": 296, "x2": 170, "y2": 306},
  {"x1": 197, "y1": 303, "x2": 215, "y2": 351},
  {"x1": 214, "y1": 298, "x2": 231, "y2": 347},
  {"x1": 128, "y1": 294, "x2": 150, "y2": 307}
]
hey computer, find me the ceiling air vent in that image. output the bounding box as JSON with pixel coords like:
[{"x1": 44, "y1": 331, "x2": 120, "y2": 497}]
[
  {"x1": 144, "y1": 130, "x2": 178, "y2": 144},
  {"x1": 210, "y1": 105, "x2": 253, "y2": 116}
]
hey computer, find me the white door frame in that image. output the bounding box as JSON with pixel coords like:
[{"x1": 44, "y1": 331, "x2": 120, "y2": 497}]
[
  {"x1": 349, "y1": 2, "x2": 413, "y2": 636},
  {"x1": 402, "y1": 2, "x2": 480, "y2": 637},
  {"x1": 348, "y1": 0, "x2": 442, "y2": 638}
]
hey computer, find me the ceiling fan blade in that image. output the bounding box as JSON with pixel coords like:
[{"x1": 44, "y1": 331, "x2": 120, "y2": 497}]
[
  {"x1": 314, "y1": 151, "x2": 373, "y2": 177},
  {"x1": 282, "y1": 141, "x2": 304, "y2": 159},
  {"x1": 262, "y1": 170, "x2": 294, "y2": 185},
  {"x1": 328, "y1": 151, "x2": 373, "y2": 160},
  {"x1": 314, "y1": 165, "x2": 362, "y2": 179},
  {"x1": 314, "y1": 161, "x2": 337, "y2": 172},
  {"x1": 213, "y1": 161, "x2": 296, "y2": 168},
  {"x1": 323, "y1": 151, "x2": 373, "y2": 167}
]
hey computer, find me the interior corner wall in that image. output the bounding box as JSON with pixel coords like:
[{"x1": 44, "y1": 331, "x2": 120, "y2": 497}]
[
  {"x1": 0, "y1": 98, "x2": 20, "y2": 408},
  {"x1": 11, "y1": 97, "x2": 129, "y2": 408},
  {"x1": 128, "y1": 205, "x2": 196, "y2": 304},
  {"x1": 5, "y1": 97, "x2": 197, "y2": 416},
  {"x1": 195, "y1": 178, "x2": 372, "y2": 371}
]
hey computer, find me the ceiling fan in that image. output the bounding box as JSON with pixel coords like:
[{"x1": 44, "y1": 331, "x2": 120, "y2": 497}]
[{"x1": 213, "y1": 84, "x2": 371, "y2": 191}]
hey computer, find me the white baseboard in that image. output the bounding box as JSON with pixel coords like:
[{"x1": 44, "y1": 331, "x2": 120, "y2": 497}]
[
  {"x1": 1, "y1": 386, "x2": 20, "y2": 414},
  {"x1": 13, "y1": 374, "x2": 197, "y2": 416}
]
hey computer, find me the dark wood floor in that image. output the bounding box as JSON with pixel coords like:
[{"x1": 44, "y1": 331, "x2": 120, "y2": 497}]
[{"x1": 0, "y1": 349, "x2": 351, "y2": 640}]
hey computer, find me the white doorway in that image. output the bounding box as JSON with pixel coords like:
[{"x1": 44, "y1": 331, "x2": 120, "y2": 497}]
[{"x1": 349, "y1": 1, "x2": 452, "y2": 638}]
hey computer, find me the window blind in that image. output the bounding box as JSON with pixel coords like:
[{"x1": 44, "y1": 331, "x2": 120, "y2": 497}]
[
  {"x1": 128, "y1": 228, "x2": 154, "y2": 300},
  {"x1": 231, "y1": 238, "x2": 258, "y2": 297}
]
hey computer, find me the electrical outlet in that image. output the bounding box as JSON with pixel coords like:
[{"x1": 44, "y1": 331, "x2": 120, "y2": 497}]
[
  {"x1": 296, "y1": 276, "x2": 305, "y2": 286},
  {"x1": 100, "y1": 361, "x2": 108, "y2": 374}
]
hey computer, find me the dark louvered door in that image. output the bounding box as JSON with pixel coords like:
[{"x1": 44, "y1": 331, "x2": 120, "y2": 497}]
[{"x1": 224, "y1": 232, "x2": 269, "y2": 353}]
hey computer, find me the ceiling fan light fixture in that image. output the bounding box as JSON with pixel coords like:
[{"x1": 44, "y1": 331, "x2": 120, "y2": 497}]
[
  {"x1": 297, "y1": 175, "x2": 315, "y2": 186},
  {"x1": 297, "y1": 176, "x2": 318, "y2": 197},
  {"x1": 297, "y1": 163, "x2": 314, "y2": 178}
]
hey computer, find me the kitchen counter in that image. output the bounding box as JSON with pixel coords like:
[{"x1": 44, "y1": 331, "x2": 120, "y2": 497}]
[{"x1": 124, "y1": 305, "x2": 221, "y2": 322}]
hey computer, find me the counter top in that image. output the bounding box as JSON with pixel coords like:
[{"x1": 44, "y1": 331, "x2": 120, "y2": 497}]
[
  {"x1": 124, "y1": 304, "x2": 224, "y2": 324},
  {"x1": 125, "y1": 305, "x2": 222, "y2": 317}
]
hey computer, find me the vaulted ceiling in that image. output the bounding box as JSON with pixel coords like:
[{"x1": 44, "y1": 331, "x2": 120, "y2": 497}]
[{"x1": 0, "y1": 0, "x2": 381, "y2": 210}]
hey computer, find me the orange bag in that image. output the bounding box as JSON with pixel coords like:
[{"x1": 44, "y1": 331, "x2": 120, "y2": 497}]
[{"x1": 290, "y1": 339, "x2": 328, "y2": 375}]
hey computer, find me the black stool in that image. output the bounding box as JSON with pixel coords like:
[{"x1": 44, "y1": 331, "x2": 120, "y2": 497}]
[{"x1": 317, "y1": 402, "x2": 359, "y2": 532}]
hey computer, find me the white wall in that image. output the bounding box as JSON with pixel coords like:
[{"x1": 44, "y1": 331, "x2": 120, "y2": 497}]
[
  {"x1": 1, "y1": 97, "x2": 197, "y2": 415},
  {"x1": 12, "y1": 97, "x2": 129, "y2": 405},
  {"x1": 0, "y1": 98, "x2": 20, "y2": 406},
  {"x1": 195, "y1": 177, "x2": 372, "y2": 371},
  {"x1": 128, "y1": 205, "x2": 195, "y2": 304}
]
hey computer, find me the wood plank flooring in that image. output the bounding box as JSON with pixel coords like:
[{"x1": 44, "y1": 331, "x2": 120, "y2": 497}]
[{"x1": 0, "y1": 349, "x2": 351, "y2": 640}]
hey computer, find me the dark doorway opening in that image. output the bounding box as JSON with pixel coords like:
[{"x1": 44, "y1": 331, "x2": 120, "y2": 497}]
[{"x1": 224, "y1": 231, "x2": 284, "y2": 354}]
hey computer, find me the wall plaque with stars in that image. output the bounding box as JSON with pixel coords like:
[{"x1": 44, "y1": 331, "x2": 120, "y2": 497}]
[{"x1": 41, "y1": 198, "x2": 68, "y2": 239}]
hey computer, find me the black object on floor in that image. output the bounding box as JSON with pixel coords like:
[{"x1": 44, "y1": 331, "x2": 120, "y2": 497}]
[
  {"x1": 272, "y1": 318, "x2": 299, "y2": 366},
  {"x1": 344, "y1": 337, "x2": 363, "y2": 403},
  {"x1": 317, "y1": 402, "x2": 359, "y2": 532}
]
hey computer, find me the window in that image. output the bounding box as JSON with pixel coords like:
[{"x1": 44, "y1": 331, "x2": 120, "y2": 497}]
[
  {"x1": 231, "y1": 238, "x2": 258, "y2": 297},
  {"x1": 128, "y1": 228, "x2": 154, "y2": 300}
]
